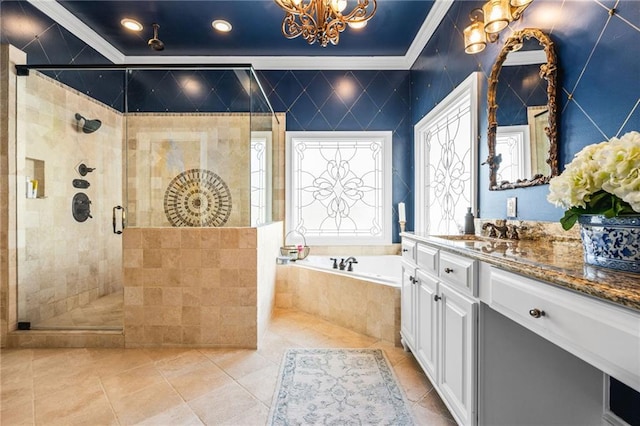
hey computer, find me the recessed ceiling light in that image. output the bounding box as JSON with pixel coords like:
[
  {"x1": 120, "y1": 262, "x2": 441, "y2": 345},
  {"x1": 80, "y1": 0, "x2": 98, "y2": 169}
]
[
  {"x1": 212, "y1": 19, "x2": 232, "y2": 33},
  {"x1": 121, "y1": 18, "x2": 143, "y2": 32}
]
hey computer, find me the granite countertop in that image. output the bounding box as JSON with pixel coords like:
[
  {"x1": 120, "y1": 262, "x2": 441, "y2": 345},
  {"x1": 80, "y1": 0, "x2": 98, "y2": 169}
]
[{"x1": 402, "y1": 232, "x2": 640, "y2": 312}]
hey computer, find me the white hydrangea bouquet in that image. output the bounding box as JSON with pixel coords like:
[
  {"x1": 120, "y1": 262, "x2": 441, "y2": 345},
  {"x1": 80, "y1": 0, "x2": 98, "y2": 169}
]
[{"x1": 547, "y1": 131, "x2": 640, "y2": 230}]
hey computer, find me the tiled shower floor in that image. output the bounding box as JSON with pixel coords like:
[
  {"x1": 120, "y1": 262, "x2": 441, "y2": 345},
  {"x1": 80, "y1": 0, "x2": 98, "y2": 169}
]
[
  {"x1": 33, "y1": 291, "x2": 123, "y2": 330},
  {"x1": 1, "y1": 308, "x2": 456, "y2": 425}
]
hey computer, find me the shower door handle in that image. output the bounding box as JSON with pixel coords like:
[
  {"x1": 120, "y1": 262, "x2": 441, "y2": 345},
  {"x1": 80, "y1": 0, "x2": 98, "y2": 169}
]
[{"x1": 112, "y1": 205, "x2": 125, "y2": 234}]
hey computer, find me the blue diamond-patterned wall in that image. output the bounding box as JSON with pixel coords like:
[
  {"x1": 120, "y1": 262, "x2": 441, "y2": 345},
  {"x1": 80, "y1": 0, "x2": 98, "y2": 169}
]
[
  {"x1": 258, "y1": 70, "x2": 413, "y2": 242},
  {"x1": 3, "y1": 0, "x2": 638, "y2": 226},
  {"x1": 411, "y1": 0, "x2": 640, "y2": 221}
]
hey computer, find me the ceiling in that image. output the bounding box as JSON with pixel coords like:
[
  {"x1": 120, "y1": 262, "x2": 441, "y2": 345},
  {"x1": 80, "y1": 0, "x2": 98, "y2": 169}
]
[{"x1": 17, "y1": 0, "x2": 453, "y2": 69}]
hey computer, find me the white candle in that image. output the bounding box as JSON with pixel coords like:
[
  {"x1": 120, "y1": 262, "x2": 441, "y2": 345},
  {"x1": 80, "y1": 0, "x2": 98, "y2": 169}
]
[{"x1": 398, "y1": 202, "x2": 406, "y2": 222}]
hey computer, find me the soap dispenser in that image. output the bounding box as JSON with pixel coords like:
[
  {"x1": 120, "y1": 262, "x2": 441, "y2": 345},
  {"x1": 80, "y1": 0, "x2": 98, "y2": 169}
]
[{"x1": 464, "y1": 207, "x2": 475, "y2": 235}]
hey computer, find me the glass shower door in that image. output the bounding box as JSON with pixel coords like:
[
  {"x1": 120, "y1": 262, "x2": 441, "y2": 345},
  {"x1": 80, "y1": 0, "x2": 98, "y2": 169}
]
[{"x1": 15, "y1": 68, "x2": 126, "y2": 330}]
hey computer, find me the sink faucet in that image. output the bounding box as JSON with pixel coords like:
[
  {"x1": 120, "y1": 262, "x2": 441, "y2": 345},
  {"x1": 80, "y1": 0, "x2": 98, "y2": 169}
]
[
  {"x1": 340, "y1": 257, "x2": 358, "y2": 271},
  {"x1": 482, "y1": 222, "x2": 508, "y2": 239},
  {"x1": 507, "y1": 224, "x2": 520, "y2": 240},
  {"x1": 482, "y1": 222, "x2": 526, "y2": 240}
]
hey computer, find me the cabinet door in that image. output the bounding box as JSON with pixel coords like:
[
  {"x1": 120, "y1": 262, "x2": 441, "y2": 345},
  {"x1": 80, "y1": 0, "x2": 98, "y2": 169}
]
[
  {"x1": 416, "y1": 269, "x2": 438, "y2": 381},
  {"x1": 439, "y1": 283, "x2": 477, "y2": 426},
  {"x1": 401, "y1": 260, "x2": 417, "y2": 349}
]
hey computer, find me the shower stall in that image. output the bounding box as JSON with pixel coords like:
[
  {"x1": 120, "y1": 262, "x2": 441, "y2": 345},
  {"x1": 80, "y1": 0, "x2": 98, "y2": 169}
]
[{"x1": 12, "y1": 63, "x2": 279, "y2": 335}]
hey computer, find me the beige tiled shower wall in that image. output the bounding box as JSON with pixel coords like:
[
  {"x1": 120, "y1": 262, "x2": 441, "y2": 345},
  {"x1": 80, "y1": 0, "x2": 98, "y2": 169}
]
[
  {"x1": 123, "y1": 226, "x2": 275, "y2": 348},
  {"x1": 126, "y1": 114, "x2": 252, "y2": 227},
  {"x1": 272, "y1": 113, "x2": 286, "y2": 222},
  {"x1": 15, "y1": 69, "x2": 124, "y2": 327},
  {"x1": 1, "y1": 45, "x2": 25, "y2": 346},
  {"x1": 275, "y1": 265, "x2": 401, "y2": 346}
]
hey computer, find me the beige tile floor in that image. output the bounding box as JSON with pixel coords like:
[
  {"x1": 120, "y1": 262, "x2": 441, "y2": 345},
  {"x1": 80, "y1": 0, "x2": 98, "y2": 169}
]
[
  {"x1": 1, "y1": 308, "x2": 456, "y2": 425},
  {"x1": 34, "y1": 291, "x2": 123, "y2": 330}
]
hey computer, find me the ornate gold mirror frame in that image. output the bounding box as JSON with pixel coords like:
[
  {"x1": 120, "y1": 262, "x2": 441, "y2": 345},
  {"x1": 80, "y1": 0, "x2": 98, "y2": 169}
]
[{"x1": 486, "y1": 28, "x2": 559, "y2": 190}]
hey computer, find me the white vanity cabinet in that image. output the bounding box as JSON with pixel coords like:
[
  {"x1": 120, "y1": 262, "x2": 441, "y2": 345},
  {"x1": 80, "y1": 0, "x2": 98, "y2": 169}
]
[
  {"x1": 400, "y1": 239, "x2": 417, "y2": 349},
  {"x1": 415, "y1": 269, "x2": 438, "y2": 380},
  {"x1": 485, "y1": 266, "x2": 640, "y2": 393},
  {"x1": 437, "y1": 282, "x2": 477, "y2": 425},
  {"x1": 400, "y1": 233, "x2": 640, "y2": 426},
  {"x1": 401, "y1": 237, "x2": 478, "y2": 426},
  {"x1": 400, "y1": 259, "x2": 417, "y2": 349}
]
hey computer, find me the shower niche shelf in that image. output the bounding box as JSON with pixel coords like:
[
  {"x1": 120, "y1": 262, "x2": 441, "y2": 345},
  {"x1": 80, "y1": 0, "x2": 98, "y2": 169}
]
[{"x1": 25, "y1": 157, "x2": 45, "y2": 199}]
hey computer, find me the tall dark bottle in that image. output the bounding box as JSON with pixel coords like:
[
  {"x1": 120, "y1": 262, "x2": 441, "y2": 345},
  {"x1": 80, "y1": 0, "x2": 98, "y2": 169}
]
[{"x1": 464, "y1": 207, "x2": 475, "y2": 235}]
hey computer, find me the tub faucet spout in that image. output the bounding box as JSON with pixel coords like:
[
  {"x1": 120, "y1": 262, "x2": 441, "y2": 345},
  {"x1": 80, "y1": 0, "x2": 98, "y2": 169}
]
[{"x1": 344, "y1": 256, "x2": 358, "y2": 272}]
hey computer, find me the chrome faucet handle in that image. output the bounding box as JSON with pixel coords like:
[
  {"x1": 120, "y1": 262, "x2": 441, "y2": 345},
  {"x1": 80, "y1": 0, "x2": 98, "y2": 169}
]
[
  {"x1": 329, "y1": 258, "x2": 338, "y2": 269},
  {"x1": 347, "y1": 261, "x2": 355, "y2": 272}
]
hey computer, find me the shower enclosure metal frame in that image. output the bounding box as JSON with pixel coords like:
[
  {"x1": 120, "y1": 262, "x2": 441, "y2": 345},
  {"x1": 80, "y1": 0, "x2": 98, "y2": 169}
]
[{"x1": 13, "y1": 63, "x2": 277, "y2": 331}]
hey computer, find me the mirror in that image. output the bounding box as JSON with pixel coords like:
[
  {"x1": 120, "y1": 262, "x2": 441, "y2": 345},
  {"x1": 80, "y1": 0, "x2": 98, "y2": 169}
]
[{"x1": 486, "y1": 28, "x2": 559, "y2": 190}]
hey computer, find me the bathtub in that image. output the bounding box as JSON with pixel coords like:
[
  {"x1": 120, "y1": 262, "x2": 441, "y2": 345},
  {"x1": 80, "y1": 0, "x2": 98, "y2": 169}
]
[
  {"x1": 276, "y1": 254, "x2": 402, "y2": 345},
  {"x1": 294, "y1": 255, "x2": 402, "y2": 287}
]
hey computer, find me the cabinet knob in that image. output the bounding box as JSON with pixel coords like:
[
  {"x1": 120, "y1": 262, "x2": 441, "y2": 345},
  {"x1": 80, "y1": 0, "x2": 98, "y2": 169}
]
[
  {"x1": 402, "y1": 248, "x2": 409, "y2": 252},
  {"x1": 409, "y1": 276, "x2": 415, "y2": 284},
  {"x1": 529, "y1": 308, "x2": 545, "y2": 318},
  {"x1": 434, "y1": 295, "x2": 442, "y2": 302},
  {"x1": 444, "y1": 267, "x2": 454, "y2": 273}
]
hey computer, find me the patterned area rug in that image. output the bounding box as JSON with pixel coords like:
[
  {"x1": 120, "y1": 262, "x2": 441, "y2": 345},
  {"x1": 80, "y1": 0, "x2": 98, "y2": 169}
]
[{"x1": 268, "y1": 348, "x2": 414, "y2": 425}]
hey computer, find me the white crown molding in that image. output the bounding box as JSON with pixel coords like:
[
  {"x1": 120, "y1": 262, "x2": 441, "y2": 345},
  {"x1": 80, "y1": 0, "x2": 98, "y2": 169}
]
[
  {"x1": 502, "y1": 49, "x2": 547, "y2": 66},
  {"x1": 123, "y1": 55, "x2": 411, "y2": 70},
  {"x1": 31, "y1": 0, "x2": 448, "y2": 71},
  {"x1": 405, "y1": 0, "x2": 454, "y2": 68},
  {"x1": 26, "y1": 0, "x2": 125, "y2": 64}
]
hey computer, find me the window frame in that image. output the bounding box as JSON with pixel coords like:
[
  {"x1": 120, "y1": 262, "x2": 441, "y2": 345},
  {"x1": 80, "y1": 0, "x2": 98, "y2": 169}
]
[
  {"x1": 414, "y1": 72, "x2": 479, "y2": 235},
  {"x1": 250, "y1": 131, "x2": 273, "y2": 227},
  {"x1": 285, "y1": 130, "x2": 393, "y2": 246}
]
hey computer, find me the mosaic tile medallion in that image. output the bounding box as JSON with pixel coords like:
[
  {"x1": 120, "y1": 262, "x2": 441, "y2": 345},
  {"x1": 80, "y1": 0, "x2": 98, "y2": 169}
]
[{"x1": 163, "y1": 169, "x2": 232, "y2": 227}]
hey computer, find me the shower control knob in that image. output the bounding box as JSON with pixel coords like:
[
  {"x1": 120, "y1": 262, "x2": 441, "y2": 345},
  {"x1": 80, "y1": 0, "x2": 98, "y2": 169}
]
[
  {"x1": 72, "y1": 179, "x2": 90, "y2": 189},
  {"x1": 72, "y1": 193, "x2": 92, "y2": 222},
  {"x1": 78, "y1": 163, "x2": 95, "y2": 176}
]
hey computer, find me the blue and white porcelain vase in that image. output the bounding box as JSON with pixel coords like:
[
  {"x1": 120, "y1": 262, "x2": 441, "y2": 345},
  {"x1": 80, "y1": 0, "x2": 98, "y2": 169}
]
[{"x1": 578, "y1": 215, "x2": 640, "y2": 273}]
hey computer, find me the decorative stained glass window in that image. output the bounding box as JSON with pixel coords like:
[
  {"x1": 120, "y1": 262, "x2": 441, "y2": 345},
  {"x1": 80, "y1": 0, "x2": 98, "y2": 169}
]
[
  {"x1": 415, "y1": 73, "x2": 479, "y2": 235},
  {"x1": 286, "y1": 131, "x2": 392, "y2": 245},
  {"x1": 496, "y1": 125, "x2": 531, "y2": 183},
  {"x1": 250, "y1": 133, "x2": 270, "y2": 227}
]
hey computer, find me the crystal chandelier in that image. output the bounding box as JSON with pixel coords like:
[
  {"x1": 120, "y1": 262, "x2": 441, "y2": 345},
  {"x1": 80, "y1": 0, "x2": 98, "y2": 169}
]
[{"x1": 274, "y1": 0, "x2": 377, "y2": 47}]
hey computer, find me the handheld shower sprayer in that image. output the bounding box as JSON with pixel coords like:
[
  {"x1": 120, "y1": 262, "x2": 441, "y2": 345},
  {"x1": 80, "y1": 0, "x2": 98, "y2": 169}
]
[{"x1": 75, "y1": 113, "x2": 102, "y2": 134}]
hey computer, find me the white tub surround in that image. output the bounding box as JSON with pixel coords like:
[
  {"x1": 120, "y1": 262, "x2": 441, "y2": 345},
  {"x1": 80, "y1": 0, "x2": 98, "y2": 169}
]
[
  {"x1": 276, "y1": 255, "x2": 401, "y2": 346},
  {"x1": 294, "y1": 255, "x2": 401, "y2": 287}
]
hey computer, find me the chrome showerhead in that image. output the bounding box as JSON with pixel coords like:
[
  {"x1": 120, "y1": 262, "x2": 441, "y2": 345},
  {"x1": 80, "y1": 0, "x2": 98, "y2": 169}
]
[
  {"x1": 148, "y1": 23, "x2": 165, "y2": 51},
  {"x1": 75, "y1": 113, "x2": 102, "y2": 134}
]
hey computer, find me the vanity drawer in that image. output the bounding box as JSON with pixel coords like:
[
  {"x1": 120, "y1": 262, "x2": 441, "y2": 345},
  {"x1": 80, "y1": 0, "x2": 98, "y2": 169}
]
[
  {"x1": 401, "y1": 239, "x2": 416, "y2": 263},
  {"x1": 416, "y1": 244, "x2": 438, "y2": 275},
  {"x1": 489, "y1": 267, "x2": 640, "y2": 391},
  {"x1": 438, "y1": 251, "x2": 477, "y2": 296}
]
